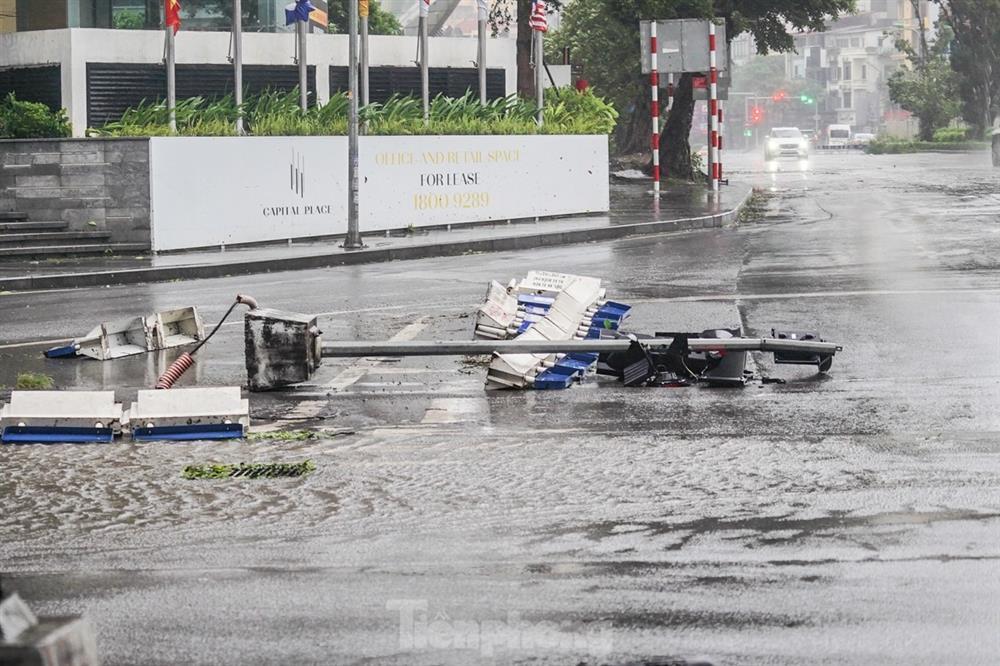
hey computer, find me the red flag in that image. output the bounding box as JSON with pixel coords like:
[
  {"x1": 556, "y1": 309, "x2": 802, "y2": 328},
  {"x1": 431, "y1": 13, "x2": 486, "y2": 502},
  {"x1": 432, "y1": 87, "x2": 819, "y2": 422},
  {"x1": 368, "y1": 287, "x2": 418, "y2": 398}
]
[
  {"x1": 529, "y1": 0, "x2": 547, "y2": 32},
  {"x1": 165, "y1": 0, "x2": 181, "y2": 34}
]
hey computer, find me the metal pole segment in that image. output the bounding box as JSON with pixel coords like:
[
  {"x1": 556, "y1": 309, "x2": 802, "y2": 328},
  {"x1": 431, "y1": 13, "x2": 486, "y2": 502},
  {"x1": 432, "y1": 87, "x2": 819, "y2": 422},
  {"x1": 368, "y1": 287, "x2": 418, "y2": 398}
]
[
  {"x1": 534, "y1": 28, "x2": 544, "y2": 126},
  {"x1": 233, "y1": 0, "x2": 244, "y2": 134},
  {"x1": 297, "y1": 19, "x2": 308, "y2": 113},
  {"x1": 717, "y1": 103, "x2": 723, "y2": 183},
  {"x1": 708, "y1": 21, "x2": 718, "y2": 192},
  {"x1": 343, "y1": 0, "x2": 363, "y2": 248},
  {"x1": 320, "y1": 338, "x2": 842, "y2": 358},
  {"x1": 165, "y1": 27, "x2": 176, "y2": 133},
  {"x1": 650, "y1": 22, "x2": 660, "y2": 195},
  {"x1": 478, "y1": 18, "x2": 487, "y2": 105},
  {"x1": 360, "y1": 16, "x2": 370, "y2": 107},
  {"x1": 419, "y1": 15, "x2": 429, "y2": 124}
]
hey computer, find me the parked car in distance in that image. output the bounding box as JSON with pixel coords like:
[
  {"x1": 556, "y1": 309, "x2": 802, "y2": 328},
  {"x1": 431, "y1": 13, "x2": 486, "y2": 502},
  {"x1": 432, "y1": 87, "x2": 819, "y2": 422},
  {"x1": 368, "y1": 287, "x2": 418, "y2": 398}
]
[
  {"x1": 827, "y1": 124, "x2": 852, "y2": 148},
  {"x1": 765, "y1": 127, "x2": 809, "y2": 160},
  {"x1": 852, "y1": 132, "x2": 876, "y2": 147}
]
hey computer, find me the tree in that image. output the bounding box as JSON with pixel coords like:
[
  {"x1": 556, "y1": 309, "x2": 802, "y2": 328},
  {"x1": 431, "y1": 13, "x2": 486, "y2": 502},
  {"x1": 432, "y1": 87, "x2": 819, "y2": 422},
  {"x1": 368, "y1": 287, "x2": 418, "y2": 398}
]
[
  {"x1": 488, "y1": 0, "x2": 564, "y2": 98},
  {"x1": 887, "y1": 22, "x2": 961, "y2": 141},
  {"x1": 935, "y1": 0, "x2": 1000, "y2": 137},
  {"x1": 548, "y1": 0, "x2": 856, "y2": 179},
  {"x1": 328, "y1": 0, "x2": 403, "y2": 35}
]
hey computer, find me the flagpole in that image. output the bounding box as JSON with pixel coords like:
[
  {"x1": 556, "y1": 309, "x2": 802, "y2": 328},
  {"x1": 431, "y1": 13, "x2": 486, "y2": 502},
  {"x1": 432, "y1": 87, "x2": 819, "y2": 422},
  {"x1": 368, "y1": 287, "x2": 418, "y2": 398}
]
[
  {"x1": 360, "y1": 0, "x2": 370, "y2": 107},
  {"x1": 534, "y1": 28, "x2": 543, "y2": 126},
  {"x1": 297, "y1": 14, "x2": 308, "y2": 113},
  {"x1": 477, "y1": 0, "x2": 487, "y2": 105},
  {"x1": 343, "y1": 0, "x2": 363, "y2": 249},
  {"x1": 233, "y1": 0, "x2": 244, "y2": 134},
  {"x1": 165, "y1": 25, "x2": 176, "y2": 133},
  {"x1": 419, "y1": 4, "x2": 429, "y2": 125}
]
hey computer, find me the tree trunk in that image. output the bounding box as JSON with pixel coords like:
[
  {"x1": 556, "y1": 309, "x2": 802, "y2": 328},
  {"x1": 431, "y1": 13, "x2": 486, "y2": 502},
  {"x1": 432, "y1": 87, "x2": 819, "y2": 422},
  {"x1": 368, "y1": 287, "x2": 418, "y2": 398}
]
[
  {"x1": 614, "y1": 91, "x2": 650, "y2": 157},
  {"x1": 516, "y1": 0, "x2": 534, "y2": 98},
  {"x1": 658, "y1": 73, "x2": 702, "y2": 182}
]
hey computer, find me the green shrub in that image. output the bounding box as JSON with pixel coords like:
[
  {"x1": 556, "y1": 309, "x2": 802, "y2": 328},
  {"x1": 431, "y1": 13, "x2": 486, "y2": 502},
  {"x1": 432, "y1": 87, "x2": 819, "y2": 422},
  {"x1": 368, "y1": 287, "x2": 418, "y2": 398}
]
[
  {"x1": 0, "y1": 93, "x2": 72, "y2": 139},
  {"x1": 92, "y1": 87, "x2": 618, "y2": 138},
  {"x1": 932, "y1": 127, "x2": 970, "y2": 142}
]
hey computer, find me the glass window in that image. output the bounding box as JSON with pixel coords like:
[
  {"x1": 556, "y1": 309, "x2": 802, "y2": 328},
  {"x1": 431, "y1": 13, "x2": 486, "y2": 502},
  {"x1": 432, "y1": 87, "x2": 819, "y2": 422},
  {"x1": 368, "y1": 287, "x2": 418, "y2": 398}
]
[
  {"x1": 842, "y1": 91, "x2": 853, "y2": 108},
  {"x1": 842, "y1": 61, "x2": 852, "y2": 80}
]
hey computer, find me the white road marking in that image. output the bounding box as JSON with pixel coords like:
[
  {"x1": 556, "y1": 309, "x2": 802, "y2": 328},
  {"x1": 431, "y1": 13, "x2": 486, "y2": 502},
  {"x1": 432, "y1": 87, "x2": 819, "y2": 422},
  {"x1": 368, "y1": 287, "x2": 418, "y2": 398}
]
[{"x1": 420, "y1": 397, "x2": 487, "y2": 424}]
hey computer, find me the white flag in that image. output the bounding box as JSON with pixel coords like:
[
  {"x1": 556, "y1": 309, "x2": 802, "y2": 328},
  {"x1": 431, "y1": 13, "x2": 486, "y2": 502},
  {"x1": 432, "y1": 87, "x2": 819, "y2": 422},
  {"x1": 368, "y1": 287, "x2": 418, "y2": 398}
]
[
  {"x1": 476, "y1": 0, "x2": 489, "y2": 21},
  {"x1": 419, "y1": 0, "x2": 430, "y2": 18}
]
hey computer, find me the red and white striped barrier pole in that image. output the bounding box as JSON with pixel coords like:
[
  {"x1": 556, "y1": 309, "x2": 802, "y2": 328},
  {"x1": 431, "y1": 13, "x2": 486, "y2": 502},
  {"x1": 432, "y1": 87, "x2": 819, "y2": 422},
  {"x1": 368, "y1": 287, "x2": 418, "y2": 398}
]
[
  {"x1": 650, "y1": 23, "x2": 660, "y2": 196},
  {"x1": 717, "y1": 103, "x2": 724, "y2": 183},
  {"x1": 708, "y1": 21, "x2": 719, "y2": 193}
]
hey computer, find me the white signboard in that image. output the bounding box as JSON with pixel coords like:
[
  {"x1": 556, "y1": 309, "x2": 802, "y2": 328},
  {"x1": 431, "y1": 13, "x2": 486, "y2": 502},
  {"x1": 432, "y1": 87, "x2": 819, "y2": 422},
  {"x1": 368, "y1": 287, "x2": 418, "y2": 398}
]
[
  {"x1": 149, "y1": 136, "x2": 348, "y2": 251},
  {"x1": 360, "y1": 135, "x2": 609, "y2": 228},
  {"x1": 149, "y1": 135, "x2": 609, "y2": 252}
]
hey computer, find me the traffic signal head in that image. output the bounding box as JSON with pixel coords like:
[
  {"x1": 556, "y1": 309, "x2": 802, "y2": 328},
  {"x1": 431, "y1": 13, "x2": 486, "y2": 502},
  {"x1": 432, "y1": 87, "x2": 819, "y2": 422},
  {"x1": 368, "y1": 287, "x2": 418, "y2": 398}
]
[
  {"x1": 750, "y1": 106, "x2": 764, "y2": 124},
  {"x1": 800, "y1": 94, "x2": 815, "y2": 104},
  {"x1": 771, "y1": 90, "x2": 787, "y2": 102}
]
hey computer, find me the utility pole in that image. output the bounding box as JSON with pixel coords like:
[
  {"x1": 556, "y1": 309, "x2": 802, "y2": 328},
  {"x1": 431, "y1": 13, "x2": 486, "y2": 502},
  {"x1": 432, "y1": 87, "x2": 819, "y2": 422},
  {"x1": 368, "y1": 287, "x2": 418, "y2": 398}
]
[
  {"x1": 477, "y1": 0, "x2": 488, "y2": 105},
  {"x1": 165, "y1": 25, "x2": 176, "y2": 133},
  {"x1": 419, "y1": 0, "x2": 429, "y2": 124},
  {"x1": 360, "y1": 0, "x2": 370, "y2": 107},
  {"x1": 343, "y1": 0, "x2": 363, "y2": 248},
  {"x1": 297, "y1": 16, "x2": 308, "y2": 113},
  {"x1": 232, "y1": 0, "x2": 244, "y2": 134}
]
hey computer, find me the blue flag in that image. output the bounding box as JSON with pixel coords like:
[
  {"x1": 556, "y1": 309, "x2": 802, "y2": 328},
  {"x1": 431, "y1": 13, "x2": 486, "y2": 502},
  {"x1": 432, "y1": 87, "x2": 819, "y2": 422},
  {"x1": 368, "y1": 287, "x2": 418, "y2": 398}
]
[{"x1": 285, "y1": 0, "x2": 316, "y2": 25}]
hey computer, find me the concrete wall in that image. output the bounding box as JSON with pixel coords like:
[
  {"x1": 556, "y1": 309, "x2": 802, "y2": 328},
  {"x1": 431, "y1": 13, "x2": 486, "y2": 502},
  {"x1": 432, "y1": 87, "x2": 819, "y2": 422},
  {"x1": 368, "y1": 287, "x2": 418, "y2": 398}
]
[
  {"x1": 0, "y1": 138, "x2": 151, "y2": 243},
  {"x1": 0, "y1": 28, "x2": 519, "y2": 136}
]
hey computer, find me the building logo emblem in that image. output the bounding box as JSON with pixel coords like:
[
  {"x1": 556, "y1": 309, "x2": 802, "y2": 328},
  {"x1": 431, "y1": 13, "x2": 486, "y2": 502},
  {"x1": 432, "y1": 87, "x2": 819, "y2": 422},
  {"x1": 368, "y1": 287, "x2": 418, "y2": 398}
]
[{"x1": 290, "y1": 150, "x2": 305, "y2": 198}]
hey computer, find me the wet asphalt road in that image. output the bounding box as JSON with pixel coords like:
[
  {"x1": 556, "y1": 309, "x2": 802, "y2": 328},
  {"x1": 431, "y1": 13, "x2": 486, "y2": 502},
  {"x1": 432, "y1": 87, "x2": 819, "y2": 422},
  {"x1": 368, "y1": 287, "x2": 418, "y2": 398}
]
[{"x1": 1, "y1": 150, "x2": 1000, "y2": 665}]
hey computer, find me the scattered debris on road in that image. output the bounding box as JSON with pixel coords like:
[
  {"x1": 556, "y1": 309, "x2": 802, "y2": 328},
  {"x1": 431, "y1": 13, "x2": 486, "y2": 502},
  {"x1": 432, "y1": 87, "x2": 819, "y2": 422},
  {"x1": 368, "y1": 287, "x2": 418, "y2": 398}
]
[{"x1": 182, "y1": 460, "x2": 316, "y2": 480}]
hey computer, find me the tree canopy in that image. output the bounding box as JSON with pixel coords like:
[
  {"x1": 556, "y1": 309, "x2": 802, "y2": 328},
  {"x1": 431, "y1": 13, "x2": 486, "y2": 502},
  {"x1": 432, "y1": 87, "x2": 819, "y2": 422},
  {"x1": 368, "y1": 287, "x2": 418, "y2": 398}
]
[
  {"x1": 887, "y1": 21, "x2": 961, "y2": 141},
  {"x1": 547, "y1": 0, "x2": 856, "y2": 176},
  {"x1": 328, "y1": 0, "x2": 403, "y2": 35},
  {"x1": 936, "y1": 0, "x2": 1000, "y2": 136}
]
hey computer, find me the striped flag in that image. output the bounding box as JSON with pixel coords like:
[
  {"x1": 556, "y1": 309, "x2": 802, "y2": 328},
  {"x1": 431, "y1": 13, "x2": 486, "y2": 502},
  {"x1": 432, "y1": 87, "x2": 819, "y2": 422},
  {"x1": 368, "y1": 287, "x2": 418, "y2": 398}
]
[
  {"x1": 419, "y1": 0, "x2": 430, "y2": 18},
  {"x1": 165, "y1": 0, "x2": 181, "y2": 33},
  {"x1": 529, "y1": 0, "x2": 547, "y2": 32},
  {"x1": 476, "y1": 0, "x2": 489, "y2": 22}
]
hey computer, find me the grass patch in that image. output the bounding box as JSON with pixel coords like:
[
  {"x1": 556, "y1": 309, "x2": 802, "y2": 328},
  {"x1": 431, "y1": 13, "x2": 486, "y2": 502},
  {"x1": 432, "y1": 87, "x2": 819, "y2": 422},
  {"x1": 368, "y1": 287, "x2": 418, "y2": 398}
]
[
  {"x1": 738, "y1": 190, "x2": 772, "y2": 224},
  {"x1": 182, "y1": 460, "x2": 317, "y2": 480},
  {"x1": 15, "y1": 372, "x2": 54, "y2": 390}
]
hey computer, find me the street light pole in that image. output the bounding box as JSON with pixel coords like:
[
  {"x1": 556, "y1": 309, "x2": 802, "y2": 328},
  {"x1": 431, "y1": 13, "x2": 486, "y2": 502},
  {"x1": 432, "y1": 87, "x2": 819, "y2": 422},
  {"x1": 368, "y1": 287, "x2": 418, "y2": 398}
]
[{"x1": 343, "y1": 0, "x2": 363, "y2": 249}]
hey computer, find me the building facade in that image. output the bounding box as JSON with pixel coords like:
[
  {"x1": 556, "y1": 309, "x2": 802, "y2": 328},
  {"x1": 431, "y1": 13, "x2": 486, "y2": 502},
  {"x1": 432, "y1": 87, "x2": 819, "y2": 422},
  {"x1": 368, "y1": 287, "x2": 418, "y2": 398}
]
[
  {"x1": 784, "y1": 0, "x2": 936, "y2": 135},
  {"x1": 0, "y1": 1, "x2": 516, "y2": 136}
]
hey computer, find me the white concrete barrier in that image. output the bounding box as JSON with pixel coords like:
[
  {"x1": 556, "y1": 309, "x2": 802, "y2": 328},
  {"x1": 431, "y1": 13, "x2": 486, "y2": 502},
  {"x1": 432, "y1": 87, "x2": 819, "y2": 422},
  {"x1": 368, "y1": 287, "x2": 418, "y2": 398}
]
[{"x1": 148, "y1": 135, "x2": 609, "y2": 251}]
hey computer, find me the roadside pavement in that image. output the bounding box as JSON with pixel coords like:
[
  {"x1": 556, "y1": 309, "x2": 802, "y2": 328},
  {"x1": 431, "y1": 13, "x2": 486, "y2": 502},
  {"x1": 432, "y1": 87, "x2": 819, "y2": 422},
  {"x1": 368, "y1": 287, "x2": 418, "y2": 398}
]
[{"x1": 0, "y1": 179, "x2": 750, "y2": 292}]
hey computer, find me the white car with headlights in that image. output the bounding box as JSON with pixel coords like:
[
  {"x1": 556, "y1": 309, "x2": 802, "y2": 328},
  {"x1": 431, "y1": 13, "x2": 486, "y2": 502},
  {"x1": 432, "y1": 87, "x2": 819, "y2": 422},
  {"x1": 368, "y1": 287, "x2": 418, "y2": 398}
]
[{"x1": 765, "y1": 127, "x2": 809, "y2": 160}]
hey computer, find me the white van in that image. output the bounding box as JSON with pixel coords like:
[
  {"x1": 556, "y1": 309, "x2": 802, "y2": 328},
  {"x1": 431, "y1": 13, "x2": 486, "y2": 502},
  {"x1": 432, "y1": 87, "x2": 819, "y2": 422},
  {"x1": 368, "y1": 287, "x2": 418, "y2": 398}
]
[{"x1": 827, "y1": 124, "x2": 852, "y2": 148}]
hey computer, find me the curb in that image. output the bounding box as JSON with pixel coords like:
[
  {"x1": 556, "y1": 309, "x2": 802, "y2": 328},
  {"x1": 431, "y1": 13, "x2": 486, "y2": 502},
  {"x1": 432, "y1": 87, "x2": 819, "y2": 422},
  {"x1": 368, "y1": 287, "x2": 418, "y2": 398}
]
[{"x1": 1, "y1": 187, "x2": 752, "y2": 292}]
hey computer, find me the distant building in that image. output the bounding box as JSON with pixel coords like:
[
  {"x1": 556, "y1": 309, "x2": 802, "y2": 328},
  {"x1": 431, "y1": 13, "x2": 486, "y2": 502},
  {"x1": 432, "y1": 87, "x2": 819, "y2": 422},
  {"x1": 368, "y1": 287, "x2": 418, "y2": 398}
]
[
  {"x1": 784, "y1": 0, "x2": 936, "y2": 135},
  {"x1": 0, "y1": 0, "x2": 515, "y2": 136}
]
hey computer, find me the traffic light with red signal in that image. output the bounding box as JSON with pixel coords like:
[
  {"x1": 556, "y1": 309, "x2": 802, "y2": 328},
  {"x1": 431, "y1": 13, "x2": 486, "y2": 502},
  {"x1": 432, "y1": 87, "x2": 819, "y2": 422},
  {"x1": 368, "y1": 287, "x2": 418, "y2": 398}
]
[{"x1": 750, "y1": 106, "x2": 764, "y2": 125}]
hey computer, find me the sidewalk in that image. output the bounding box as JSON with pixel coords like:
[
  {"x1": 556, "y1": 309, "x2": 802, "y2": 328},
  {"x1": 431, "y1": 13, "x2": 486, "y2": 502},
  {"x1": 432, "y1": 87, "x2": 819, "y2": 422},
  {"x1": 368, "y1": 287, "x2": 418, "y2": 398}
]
[{"x1": 0, "y1": 180, "x2": 751, "y2": 292}]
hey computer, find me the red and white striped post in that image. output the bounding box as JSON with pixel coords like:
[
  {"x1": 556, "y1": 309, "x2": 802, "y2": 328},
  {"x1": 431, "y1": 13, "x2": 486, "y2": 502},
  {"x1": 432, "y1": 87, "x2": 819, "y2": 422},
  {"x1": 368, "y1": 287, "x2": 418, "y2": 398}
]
[
  {"x1": 650, "y1": 22, "x2": 660, "y2": 195},
  {"x1": 708, "y1": 21, "x2": 719, "y2": 193},
  {"x1": 717, "y1": 103, "x2": 724, "y2": 183}
]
